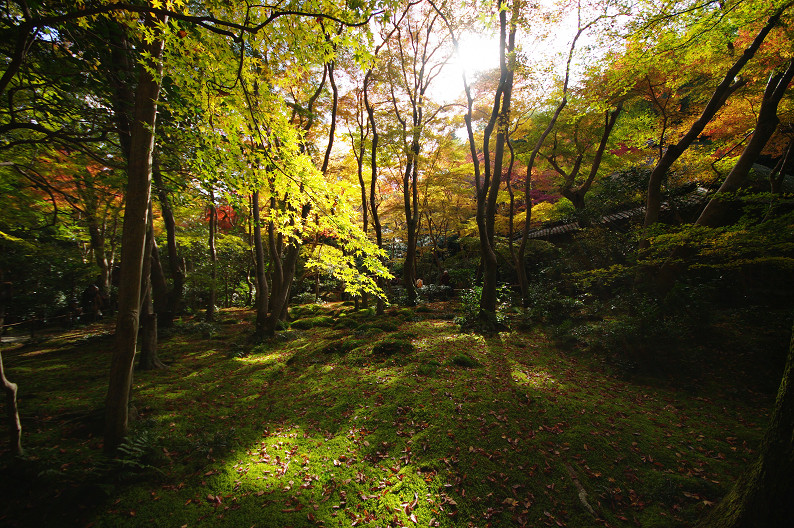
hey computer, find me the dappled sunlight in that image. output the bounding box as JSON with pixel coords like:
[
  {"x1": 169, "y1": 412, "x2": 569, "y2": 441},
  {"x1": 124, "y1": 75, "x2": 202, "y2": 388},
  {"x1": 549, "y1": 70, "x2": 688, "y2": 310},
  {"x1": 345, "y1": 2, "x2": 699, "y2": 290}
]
[
  {"x1": 511, "y1": 366, "x2": 560, "y2": 391},
  {"x1": 5, "y1": 305, "x2": 773, "y2": 528}
]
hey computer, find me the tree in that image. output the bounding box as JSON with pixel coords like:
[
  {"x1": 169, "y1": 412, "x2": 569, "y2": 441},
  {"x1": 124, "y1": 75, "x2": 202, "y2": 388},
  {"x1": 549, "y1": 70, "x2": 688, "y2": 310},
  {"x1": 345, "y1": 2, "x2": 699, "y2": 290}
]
[
  {"x1": 386, "y1": 4, "x2": 452, "y2": 305},
  {"x1": 104, "y1": 10, "x2": 168, "y2": 453},
  {"x1": 0, "y1": 273, "x2": 22, "y2": 457},
  {"x1": 637, "y1": 3, "x2": 790, "y2": 245},
  {"x1": 696, "y1": 321, "x2": 794, "y2": 528},
  {"x1": 696, "y1": 59, "x2": 794, "y2": 227}
]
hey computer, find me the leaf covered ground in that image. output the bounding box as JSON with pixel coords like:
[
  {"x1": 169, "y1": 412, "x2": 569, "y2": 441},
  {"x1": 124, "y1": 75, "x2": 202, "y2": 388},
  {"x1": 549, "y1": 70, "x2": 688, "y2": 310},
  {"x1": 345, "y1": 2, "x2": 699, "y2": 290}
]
[{"x1": 0, "y1": 302, "x2": 773, "y2": 527}]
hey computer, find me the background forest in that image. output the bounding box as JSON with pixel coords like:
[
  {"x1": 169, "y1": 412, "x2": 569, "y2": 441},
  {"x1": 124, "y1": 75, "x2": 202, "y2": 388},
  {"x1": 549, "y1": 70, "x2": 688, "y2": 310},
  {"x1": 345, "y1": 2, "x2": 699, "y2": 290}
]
[{"x1": 1, "y1": 0, "x2": 793, "y2": 527}]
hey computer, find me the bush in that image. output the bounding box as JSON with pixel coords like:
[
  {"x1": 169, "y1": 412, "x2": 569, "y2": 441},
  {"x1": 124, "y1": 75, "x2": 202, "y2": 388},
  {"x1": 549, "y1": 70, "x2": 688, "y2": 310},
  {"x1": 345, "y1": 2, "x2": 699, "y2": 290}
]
[
  {"x1": 292, "y1": 292, "x2": 318, "y2": 305},
  {"x1": 372, "y1": 338, "x2": 414, "y2": 356},
  {"x1": 455, "y1": 285, "x2": 511, "y2": 330},
  {"x1": 291, "y1": 316, "x2": 334, "y2": 329},
  {"x1": 524, "y1": 284, "x2": 585, "y2": 325}
]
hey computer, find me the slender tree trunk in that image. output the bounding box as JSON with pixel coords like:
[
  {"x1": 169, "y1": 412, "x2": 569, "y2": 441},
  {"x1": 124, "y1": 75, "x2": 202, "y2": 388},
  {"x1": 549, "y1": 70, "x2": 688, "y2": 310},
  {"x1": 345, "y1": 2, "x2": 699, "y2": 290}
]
[
  {"x1": 477, "y1": 0, "x2": 518, "y2": 324},
  {"x1": 364, "y1": 71, "x2": 386, "y2": 315},
  {"x1": 696, "y1": 321, "x2": 794, "y2": 528},
  {"x1": 0, "y1": 278, "x2": 23, "y2": 456},
  {"x1": 403, "y1": 142, "x2": 420, "y2": 306},
  {"x1": 697, "y1": 59, "x2": 794, "y2": 227},
  {"x1": 252, "y1": 191, "x2": 269, "y2": 340},
  {"x1": 152, "y1": 160, "x2": 185, "y2": 325},
  {"x1": 0, "y1": 350, "x2": 22, "y2": 457},
  {"x1": 139, "y1": 204, "x2": 165, "y2": 371},
  {"x1": 206, "y1": 188, "x2": 217, "y2": 322},
  {"x1": 641, "y1": 8, "x2": 785, "y2": 245},
  {"x1": 87, "y1": 220, "x2": 111, "y2": 298},
  {"x1": 104, "y1": 12, "x2": 167, "y2": 454},
  {"x1": 150, "y1": 239, "x2": 170, "y2": 321}
]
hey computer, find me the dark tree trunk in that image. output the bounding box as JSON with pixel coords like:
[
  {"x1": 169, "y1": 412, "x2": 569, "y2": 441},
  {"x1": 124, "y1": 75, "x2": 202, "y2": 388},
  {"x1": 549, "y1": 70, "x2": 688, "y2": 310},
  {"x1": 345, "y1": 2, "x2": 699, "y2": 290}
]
[
  {"x1": 0, "y1": 278, "x2": 23, "y2": 456},
  {"x1": 206, "y1": 188, "x2": 218, "y2": 322},
  {"x1": 104, "y1": 12, "x2": 167, "y2": 454},
  {"x1": 152, "y1": 160, "x2": 185, "y2": 325},
  {"x1": 403, "y1": 142, "x2": 420, "y2": 306},
  {"x1": 697, "y1": 322, "x2": 794, "y2": 528},
  {"x1": 138, "y1": 205, "x2": 165, "y2": 371},
  {"x1": 150, "y1": 239, "x2": 170, "y2": 323},
  {"x1": 641, "y1": 8, "x2": 784, "y2": 244},
  {"x1": 697, "y1": 59, "x2": 794, "y2": 227},
  {"x1": 476, "y1": 0, "x2": 518, "y2": 324},
  {"x1": 364, "y1": 70, "x2": 386, "y2": 315}
]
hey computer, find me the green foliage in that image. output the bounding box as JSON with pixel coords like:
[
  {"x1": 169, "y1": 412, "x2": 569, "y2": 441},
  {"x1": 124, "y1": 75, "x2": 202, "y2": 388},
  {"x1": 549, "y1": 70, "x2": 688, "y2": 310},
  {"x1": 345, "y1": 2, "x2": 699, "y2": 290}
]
[
  {"x1": 455, "y1": 285, "x2": 512, "y2": 330},
  {"x1": 524, "y1": 285, "x2": 585, "y2": 325}
]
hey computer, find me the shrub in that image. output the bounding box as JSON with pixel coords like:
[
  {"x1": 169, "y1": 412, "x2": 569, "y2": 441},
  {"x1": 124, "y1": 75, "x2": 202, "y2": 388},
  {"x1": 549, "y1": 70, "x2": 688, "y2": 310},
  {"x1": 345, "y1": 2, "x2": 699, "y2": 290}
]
[
  {"x1": 455, "y1": 285, "x2": 511, "y2": 330},
  {"x1": 372, "y1": 338, "x2": 414, "y2": 356},
  {"x1": 292, "y1": 292, "x2": 317, "y2": 305},
  {"x1": 291, "y1": 316, "x2": 334, "y2": 329}
]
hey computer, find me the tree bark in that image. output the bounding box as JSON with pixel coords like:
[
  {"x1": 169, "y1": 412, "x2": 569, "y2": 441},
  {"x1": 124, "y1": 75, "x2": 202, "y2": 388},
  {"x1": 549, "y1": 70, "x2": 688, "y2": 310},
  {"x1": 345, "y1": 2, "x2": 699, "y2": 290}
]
[
  {"x1": 104, "y1": 12, "x2": 167, "y2": 454},
  {"x1": 0, "y1": 350, "x2": 22, "y2": 457},
  {"x1": 696, "y1": 321, "x2": 794, "y2": 528}
]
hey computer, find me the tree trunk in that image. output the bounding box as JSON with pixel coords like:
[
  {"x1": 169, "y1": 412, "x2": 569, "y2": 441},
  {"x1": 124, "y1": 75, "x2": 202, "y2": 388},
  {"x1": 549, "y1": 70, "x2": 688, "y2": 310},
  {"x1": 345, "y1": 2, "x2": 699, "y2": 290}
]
[
  {"x1": 0, "y1": 278, "x2": 23, "y2": 456},
  {"x1": 696, "y1": 321, "x2": 794, "y2": 528},
  {"x1": 697, "y1": 59, "x2": 794, "y2": 228},
  {"x1": 476, "y1": 0, "x2": 519, "y2": 324},
  {"x1": 138, "y1": 205, "x2": 165, "y2": 371},
  {"x1": 641, "y1": 8, "x2": 785, "y2": 244},
  {"x1": 364, "y1": 70, "x2": 386, "y2": 316},
  {"x1": 104, "y1": 12, "x2": 167, "y2": 454},
  {"x1": 152, "y1": 160, "x2": 185, "y2": 324},
  {"x1": 206, "y1": 188, "x2": 217, "y2": 322},
  {"x1": 0, "y1": 350, "x2": 22, "y2": 457},
  {"x1": 150, "y1": 239, "x2": 170, "y2": 322}
]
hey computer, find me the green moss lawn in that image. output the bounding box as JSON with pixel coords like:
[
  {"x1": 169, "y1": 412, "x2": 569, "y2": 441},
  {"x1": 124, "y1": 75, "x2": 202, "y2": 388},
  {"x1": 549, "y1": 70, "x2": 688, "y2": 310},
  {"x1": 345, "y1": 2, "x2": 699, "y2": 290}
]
[{"x1": 0, "y1": 302, "x2": 772, "y2": 527}]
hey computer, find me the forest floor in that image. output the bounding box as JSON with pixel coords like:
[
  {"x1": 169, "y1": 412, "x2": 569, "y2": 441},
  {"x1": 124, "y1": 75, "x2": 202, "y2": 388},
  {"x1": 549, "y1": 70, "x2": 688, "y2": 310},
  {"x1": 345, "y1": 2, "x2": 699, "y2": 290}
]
[{"x1": 0, "y1": 301, "x2": 778, "y2": 527}]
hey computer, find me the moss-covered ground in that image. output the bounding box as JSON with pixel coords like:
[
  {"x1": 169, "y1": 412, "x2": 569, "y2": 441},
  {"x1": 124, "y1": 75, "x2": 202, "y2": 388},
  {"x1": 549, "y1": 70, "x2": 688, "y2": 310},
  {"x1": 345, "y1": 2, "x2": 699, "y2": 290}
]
[{"x1": 0, "y1": 302, "x2": 775, "y2": 527}]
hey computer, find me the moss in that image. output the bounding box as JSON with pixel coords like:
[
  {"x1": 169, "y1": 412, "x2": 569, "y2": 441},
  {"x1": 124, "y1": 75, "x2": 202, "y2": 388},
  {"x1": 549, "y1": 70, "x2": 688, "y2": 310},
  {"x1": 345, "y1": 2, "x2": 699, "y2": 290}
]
[
  {"x1": 291, "y1": 315, "x2": 334, "y2": 329},
  {"x1": 372, "y1": 338, "x2": 414, "y2": 356},
  {"x1": 450, "y1": 353, "x2": 480, "y2": 368}
]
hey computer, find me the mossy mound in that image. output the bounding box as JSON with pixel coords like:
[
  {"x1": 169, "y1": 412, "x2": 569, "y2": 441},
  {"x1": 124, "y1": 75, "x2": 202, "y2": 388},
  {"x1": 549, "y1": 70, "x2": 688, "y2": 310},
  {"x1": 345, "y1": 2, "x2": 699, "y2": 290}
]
[
  {"x1": 291, "y1": 316, "x2": 334, "y2": 329},
  {"x1": 372, "y1": 338, "x2": 414, "y2": 356}
]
